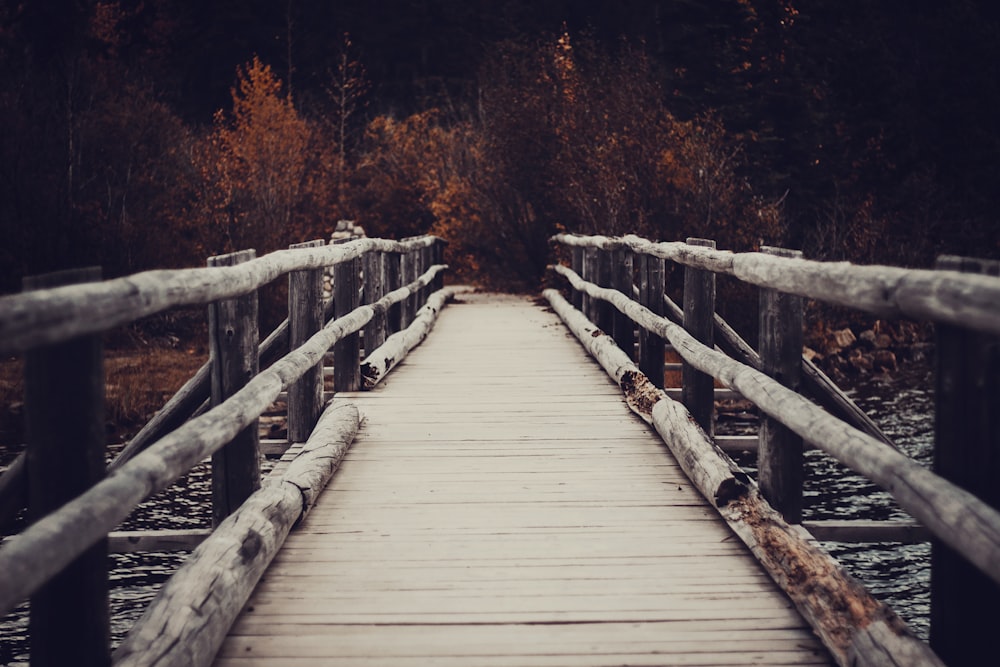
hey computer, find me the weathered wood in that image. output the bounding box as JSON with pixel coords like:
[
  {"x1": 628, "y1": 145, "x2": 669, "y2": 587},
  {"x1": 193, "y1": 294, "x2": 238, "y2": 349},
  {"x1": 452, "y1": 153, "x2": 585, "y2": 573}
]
[
  {"x1": 556, "y1": 233, "x2": 1000, "y2": 338},
  {"x1": 0, "y1": 295, "x2": 377, "y2": 617},
  {"x1": 757, "y1": 246, "x2": 805, "y2": 523},
  {"x1": 360, "y1": 286, "x2": 464, "y2": 390},
  {"x1": 221, "y1": 293, "x2": 830, "y2": 667},
  {"x1": 682, "y1": 238, "x2": 716, "y2": 436},
  {"x1": 930, "y1": 254, "x2": 1000, "y2": 665},
  {"x1": 208, "y1": 250, "x2": 261, "y2": 527},
  {"x1": 550, "y1": 262, "x2": 1000, "y2": 588},
  {"x1": 108, "y1": 529, "x2": 212, "y2": 553},
  {"x1": 287, "y1": 240, "x2": 326, "y2": 442},
  {"x1": 333, "y1": 256, "x2": 362, "y2": 391},
  {"x1": 363, "y1": 250, "x2": 387, "y2": 353},
  {"x1": 542, "y1": 288, "x2": 747, "y2": 507},
  {"x1": 399, "y1": 248, "x2": 418, "y2": 327},
  {"x1": 611, "y1": 246, "x2": 635, "y2": 356},
  {"x1": 113, "y1": 402, "x2": 359, "y2": 667},
  {"x1": 23, "y1": 267, "x2": 110, "y2": 667},
  {"x1": 802, "y1": 520, "x2": 930, "y2": 544},
  {"x1": 720, "y1": 491, "x2": 943, "y2": 667},
  {"x1": 594, "y1": 247, "x2": 615, "y2": 335},
  {"x1": 384, "y1": 250, "x2": 402, "y2": 334},
  {"x1": 637, "y1": 252, "x2": 665, "y2": 389},
  {"x1": 0, "y1": 236, "x2": 442, "y2": 355},
  {"x1": 543, "y1": 283, "x2": 937, "y2": 667},
  {"x1": 570, "y1": 245, "x2": 585, "y2": 311}
]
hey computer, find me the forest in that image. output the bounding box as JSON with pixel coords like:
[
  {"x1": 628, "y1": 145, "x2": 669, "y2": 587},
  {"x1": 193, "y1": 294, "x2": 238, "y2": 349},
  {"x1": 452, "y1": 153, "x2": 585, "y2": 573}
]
[{"x1": 1, "y1": 0, "x2": 999, "y2": 293}]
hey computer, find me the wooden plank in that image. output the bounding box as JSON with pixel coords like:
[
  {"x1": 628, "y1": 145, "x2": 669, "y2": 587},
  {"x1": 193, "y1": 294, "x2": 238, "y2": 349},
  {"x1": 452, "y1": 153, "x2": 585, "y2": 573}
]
[
  {"x1": 682, "y1": 238, "x2": 716, "y2": 436},
  {"x1": 214, "y1": 293, "x2": 832, "y2": 667}
]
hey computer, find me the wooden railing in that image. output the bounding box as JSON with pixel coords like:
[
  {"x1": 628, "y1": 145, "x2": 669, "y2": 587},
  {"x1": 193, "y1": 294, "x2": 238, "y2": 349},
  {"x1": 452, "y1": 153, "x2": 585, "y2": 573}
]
[
  {"x1": 548, "y1": 233, "x2": 1000, "y2": 667},
  {"x1": 0, "y1": 235, "x2": 452, "y2": 666}
]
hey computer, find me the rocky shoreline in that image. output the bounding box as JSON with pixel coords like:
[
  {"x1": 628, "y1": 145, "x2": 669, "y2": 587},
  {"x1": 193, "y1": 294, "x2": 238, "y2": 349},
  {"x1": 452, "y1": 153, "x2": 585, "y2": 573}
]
[{"x1": 804, "y1": 318, "x2": 934, "y2": 384}]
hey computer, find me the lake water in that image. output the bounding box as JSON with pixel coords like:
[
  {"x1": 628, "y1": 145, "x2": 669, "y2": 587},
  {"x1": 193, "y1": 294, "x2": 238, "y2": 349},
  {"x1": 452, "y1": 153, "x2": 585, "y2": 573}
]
[{"x1": 0, "y1": 363, "x2": 936, "y2": 663}]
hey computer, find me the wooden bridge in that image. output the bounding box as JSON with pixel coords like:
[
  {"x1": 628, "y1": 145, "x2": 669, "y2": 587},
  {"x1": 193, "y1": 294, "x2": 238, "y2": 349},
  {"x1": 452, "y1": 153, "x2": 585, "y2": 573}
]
[{"x1": 1, "y1": 234, "x2": 999, "y2": 666}]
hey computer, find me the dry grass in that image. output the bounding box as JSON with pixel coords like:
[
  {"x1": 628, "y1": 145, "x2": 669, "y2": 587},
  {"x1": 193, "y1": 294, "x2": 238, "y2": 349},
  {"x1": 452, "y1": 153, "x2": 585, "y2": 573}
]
[{"x1": 0, "y1": 345, "x2": 207, "y2": 451}]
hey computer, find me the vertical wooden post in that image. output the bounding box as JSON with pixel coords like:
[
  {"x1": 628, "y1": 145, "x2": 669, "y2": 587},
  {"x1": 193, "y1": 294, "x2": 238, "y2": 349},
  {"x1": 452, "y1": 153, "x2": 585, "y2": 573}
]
[
  {"x1": 208, "y1": 249, "x2": 260, "y2": 527},
  {"x1": 638, "y1": 252, "x2": 666, "y2": 389},
  {"x1": 682, "y1": 238, "x2": 716, "y2": 436},
  {"x1": 333, "y1": 256, "x2": 361, "y2": 391},
  {"x1": 583, "y1": 246, "x2": 599, "y2": 322},
  {"x1": 400, "y1": 248, "x2": 416, "y2": 328},
  {"x1": 431, "y1": 238, "x2": 445, "y2": 292},
  {"x1": 24, "y1": 267, "x2": 109, "y2": 667},
  {"x1": 594, "y1": 246, "x2": 615, "y2": 334},
  {"x1": 363, "y1": 249, "x2": 387, "y2": 354},
  {"x1": 287, "y1": 240, "x2": 325, "y2": 443},
  {"x1": 757, "y1": 246, "x2": 805, "y2": 523},
  {"x1": 931, "y1": 255, "x2": 1000, "y2": 665},
  {"x1": 570, "y1": 245, "x2": 585, "y2": 311},
  {"x1": 611, "y1": 244, "x2": 635, "y2": 357},
  {"x1": 385, "y1": 250, "x2": 402, "y2": 334}
]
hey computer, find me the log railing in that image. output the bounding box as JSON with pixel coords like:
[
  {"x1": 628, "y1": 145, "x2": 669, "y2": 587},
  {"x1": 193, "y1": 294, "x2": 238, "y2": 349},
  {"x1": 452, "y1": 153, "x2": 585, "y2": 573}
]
[
  {"x1": 549, "y1": 233, "x2": 1000, "y2": 667},
  {"x1": 0, "y1": 235, "x2": 452, "y2": 667}
]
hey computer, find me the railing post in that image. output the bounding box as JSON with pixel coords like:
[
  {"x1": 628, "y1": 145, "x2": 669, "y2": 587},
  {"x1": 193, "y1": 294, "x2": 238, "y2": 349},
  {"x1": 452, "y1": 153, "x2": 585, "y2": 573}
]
[
  {"x1": 208, "y1": 249, "x2": 260, "y2": 527},
  {"x1": 24, "y1": 267, "x2": 109, "y2": 667},
  {"x1": 931, "y1": 255, "x2": 1000, "y2": 664},
  {"x1": 333, "y1": 256, "x2": 362, "y2": 391},
  {"x1": 431, "y1": 238, "x2": 445, "y2": 292},
  {"x1": 570, "y1": 244, "x2": 585, "y2": 312},
  {"x1": 287, "y1": 240, "x2": 325, "y2": 443},
  {"x1": 385, "y1": 250, "x2": 402, "y2": 334},
  {"x1": 594, "y1": 245, "x2": 615, "y2": 334},
  {"x1": 638, "y1": 252, "x2": 666, "y2": 388},
  {"x1": 583, "y1": 246, "x2": 599, "y2": 323},
  {"x1": 757, "y1": 246, "x2": 805, "y2": 523},
  {"x1": 363, "y1": 248, "x2": 387, "y2": 355},
  {"x1": 682, "y1": 238, "x2": 715, "y2": 435},
  {"x1": 611, "y1": 243, "x2": 635, "y2": 357},
  {"x1": 400, "y1": 247, "x2": 417, "y2": 327}
]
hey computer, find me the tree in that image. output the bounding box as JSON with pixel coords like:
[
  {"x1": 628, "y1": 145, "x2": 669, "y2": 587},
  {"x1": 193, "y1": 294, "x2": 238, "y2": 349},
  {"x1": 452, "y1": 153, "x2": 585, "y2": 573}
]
[{"x1": 196, "y1": 56, "x2": 311, "y2": 253}]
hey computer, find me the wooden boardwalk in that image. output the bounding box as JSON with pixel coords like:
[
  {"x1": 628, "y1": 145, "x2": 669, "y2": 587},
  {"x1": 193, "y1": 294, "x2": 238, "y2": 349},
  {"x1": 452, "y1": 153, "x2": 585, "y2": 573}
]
[{"x1": 214, "y1": 293, "x2": 831, "y2": 666}]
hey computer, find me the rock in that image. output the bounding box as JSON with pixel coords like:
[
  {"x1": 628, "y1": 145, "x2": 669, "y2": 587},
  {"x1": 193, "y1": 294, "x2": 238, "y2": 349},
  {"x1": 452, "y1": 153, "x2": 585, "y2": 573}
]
[
  {"x1": 874, "y1": 333, "x2": 893, "y2": 349},
  {"x1": 873, "y1": 349, "x2": 898, "y2": 372},
  {"x1": 826, "y1": 328, "x2": 857, "y2": 355},
  {"x1": 802, "y1": 346, "x2": 822, "y2": 362},
  {"x1": 848, "y1": 347, "x2": 873, "y2": 372},
  {"x1": 859, "y1": 330, "x2": 877, "y2": 347}
]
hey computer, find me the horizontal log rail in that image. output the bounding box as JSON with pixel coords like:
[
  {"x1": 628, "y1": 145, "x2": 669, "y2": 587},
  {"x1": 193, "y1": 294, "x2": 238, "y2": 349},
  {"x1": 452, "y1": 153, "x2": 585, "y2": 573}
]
[
  {"x1": 542, "y1": 286, "x2": 941, "y2": 667},
  {"x1": 0, "y1": 260, "x2": 449, "y2": 617},
  {"x1": 551, "y1": 261, "x2": 1000, "y2": 586},
  {"x1": 0, "y1": 235, "x2": 453, "y2": 667},
  {"x1": 550, "y1": 233, "x2": 1000, "y2": 666},
  {"x1": 553, "y1": 233, "x2": 1000, "y2": 337},
  {"x1": 0, "y1": 236, "x2": 440, "y2": 355}
]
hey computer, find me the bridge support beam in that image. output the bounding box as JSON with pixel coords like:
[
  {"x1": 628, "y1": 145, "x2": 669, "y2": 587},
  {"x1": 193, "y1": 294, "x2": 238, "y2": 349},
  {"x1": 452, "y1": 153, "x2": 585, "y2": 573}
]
[
  {"x1": 24, "y1": 267, "x2": 110, "y2": 667},
  {"x1": 931, "y1": 254, "x2": 1000, "y2": 665},
  {"x1": 638, "y1": 253, "x2": 666, "y2": 388},
  {"x1": 208, "y1": 249, "x2": 261, "y2": 527},
  {"x1": 333, "y1": 256, "x2": 362, "y2": 391},
  {"x1": 682, "y1": 238, "x2": 716, "y2": 435},
  {"x1": 757, "y1": 246, "x2": 805, "y2": 523},
  {"x1": 288, "y1": 240, "x2": 326, "y2": 443}
]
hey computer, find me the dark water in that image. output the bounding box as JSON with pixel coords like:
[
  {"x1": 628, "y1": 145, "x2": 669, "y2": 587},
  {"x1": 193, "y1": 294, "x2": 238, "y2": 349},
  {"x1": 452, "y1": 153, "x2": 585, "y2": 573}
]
[
  {"x1": 1, "y1": 366, "x2": 935, "y2": 662},
  {"x1": 805, "y1": 362, "x2": 934, "y2": 640}
]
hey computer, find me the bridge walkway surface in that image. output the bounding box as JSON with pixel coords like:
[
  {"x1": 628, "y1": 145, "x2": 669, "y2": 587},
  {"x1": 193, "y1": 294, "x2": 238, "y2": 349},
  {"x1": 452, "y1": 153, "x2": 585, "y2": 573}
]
[{"x1": 213, "y1": 292, "x2": 831, "y2": 666}]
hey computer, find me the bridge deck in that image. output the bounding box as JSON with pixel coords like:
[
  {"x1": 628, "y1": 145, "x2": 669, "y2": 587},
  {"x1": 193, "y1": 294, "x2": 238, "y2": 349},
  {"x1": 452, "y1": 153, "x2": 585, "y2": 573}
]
[{"x1": 214, "y1": 293, "x2": 830, "y2": 666}]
